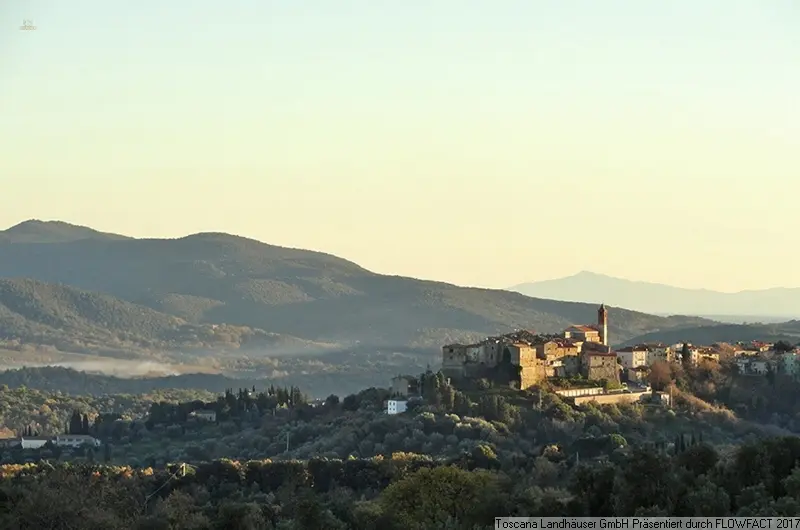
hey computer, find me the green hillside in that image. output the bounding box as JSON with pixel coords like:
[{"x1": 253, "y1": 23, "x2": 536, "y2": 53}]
[
  {"x1": 0, "y1": 221, "x2": 713, "y2": 348},
  {"x1": 0, "y1": 277, "x2": 328, "y2": 358}
]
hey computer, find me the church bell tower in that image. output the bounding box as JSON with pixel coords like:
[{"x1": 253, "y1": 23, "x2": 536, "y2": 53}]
[{"x1": 597, "y1": 304, "x2": 608, "y2": 347}]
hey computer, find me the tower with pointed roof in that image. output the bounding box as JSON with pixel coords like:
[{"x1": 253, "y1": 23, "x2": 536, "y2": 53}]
[{"x1": 597, "y1": 304, "x2": 608, "y2": 347}]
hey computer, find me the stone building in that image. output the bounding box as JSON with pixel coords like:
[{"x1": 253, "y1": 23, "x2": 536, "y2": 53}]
[
  {"x1": 390, "y1": 375, "x2": 419, "y2": 397},
  {"x1": 441, "y1": 304, "x2": 615, "y2": 389},
  {"x1": 564, "y1": 305, "x2": 608, "y2": 347},
  {"x1": 582, "y1": 350, "x2": 620, "y2": 383},
  {"x1": 441, "y1": 332, "x2": 553, "y2": 388}
]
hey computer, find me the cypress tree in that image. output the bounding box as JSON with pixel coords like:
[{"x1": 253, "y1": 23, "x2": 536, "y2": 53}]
[
  {"x1": 681, "y1": 343, "x2": 692, "y2": 370},
  {"x1": 69, "y1": 410, "x2": 82, "y2": 435}
]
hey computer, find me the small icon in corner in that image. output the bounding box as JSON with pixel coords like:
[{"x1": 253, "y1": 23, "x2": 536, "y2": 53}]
[{"x1": 20, "y1": 19, "x2": 37, "y2": 31}]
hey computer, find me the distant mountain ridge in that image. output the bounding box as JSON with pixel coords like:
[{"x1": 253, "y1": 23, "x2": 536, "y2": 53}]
[
  {"x1": 510, "y1": 271, "x2": 800, "y2": 320},
  {"x1": 0, "y1": 220, "x2": 712, "y2": 349}
]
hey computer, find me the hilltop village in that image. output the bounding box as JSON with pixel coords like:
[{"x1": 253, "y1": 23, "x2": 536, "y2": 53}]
[
  {"x1": 434, "y1": 304, "x2": 800, "y2": 400},
  {"x1": 442, "y1": 304, "x2": 618, "y2": 389}
]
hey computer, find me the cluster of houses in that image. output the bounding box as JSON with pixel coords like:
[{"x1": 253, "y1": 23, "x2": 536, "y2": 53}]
[
  {"x1": 441, "y1": 305, "x2": 619, "y2": 390},
  {"x1": 617, "y1": 342, "x2": 718, "y2": 383},
  {"x1": 376, "y1": 305, "x2": 800, "y2": 415},
  {"x1": 438, "y1": 304, "x2": 800, "y2": 390},
  {"x1": 620, "y1": 339, "x2": 800, "y2": 380},
  {"x1": 731, "y1": 341, "x2": 800, "y2": 377}
]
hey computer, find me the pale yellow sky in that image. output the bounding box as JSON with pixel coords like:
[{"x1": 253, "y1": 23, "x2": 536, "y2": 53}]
[{"x1": 2, "y1": 1, "x2": 799, "y2": 292}]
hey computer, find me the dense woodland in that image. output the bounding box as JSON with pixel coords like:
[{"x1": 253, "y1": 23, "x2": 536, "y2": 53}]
[
  {"x1": 0, "y1": 359, "x2": 800, "y2": 524},
  {"x1": 3, "y1": 435, "x2": 800, "y2": 527}
]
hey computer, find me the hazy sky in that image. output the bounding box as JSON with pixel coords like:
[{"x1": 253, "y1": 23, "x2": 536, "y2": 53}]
[{"x1": 2, "y1": 1, "x2": 799, "y2": 292}]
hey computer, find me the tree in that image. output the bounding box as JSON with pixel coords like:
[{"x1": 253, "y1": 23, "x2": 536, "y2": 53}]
[
  {"x1": 570, "y1": 462, "x2": 617, "y2": 516},
  {"x1": 215, "y1": 502, "x2": 268, "y2": 530},
  {"x1": 774, "y1": 341, "x2": 794, "y2": 354},
  {"x1": 681, "y1": 343, "x2": 692, "y2": 370},
  {"x1": 69, "y1": 410, "x2": 83, "y2": 435},
  {"x1": 609, "y1": 433, "x2": 628, "y2": 449},
  {"x1": 649, "y1": 361, "x2": 672, "y2": 391},
  {"x1": 342, "y1": 395, "x2": 359, "y2": 411},
  {"x1": 766, "y1": 363, "x2": 776, "y2": 387},
  {"x1": 618, "y1": 447, "x2": 680, "y2": 515},
  {"x1": 679, "y1": 443, "x2": 719, "y2": 477},
  {"x1": 379, "y1": 466, "x2": 500, "y2": 528},
  {"x1": 682, "y1": 475, "x2": 731, "y2": 516}
]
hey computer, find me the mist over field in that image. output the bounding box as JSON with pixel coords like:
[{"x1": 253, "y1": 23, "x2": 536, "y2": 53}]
[{"x1": 0, "y1": 359, "x2": 181, "y2": 378}]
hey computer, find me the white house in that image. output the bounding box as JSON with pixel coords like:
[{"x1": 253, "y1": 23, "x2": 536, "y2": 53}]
[
  {"x1": 55, "y1": 434, "x2": 101, "y2": 448},
  {"x1": 20, "y1": 437, "x2": 50, "y2": 450},
  {"x1": 387, "y1": 400, "x2": 407, "y2": 415},
  {"x1": 737, "y1": 357, "x2": 769, "y2": 375},
  {"x1": 616, "y1": 346, "x2": 648, "y2": 370}
]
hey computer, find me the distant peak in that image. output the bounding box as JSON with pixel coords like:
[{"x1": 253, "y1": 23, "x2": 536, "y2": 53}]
[
  {"x1": 1, "y1": 219, "x2": 130, "y2": 242},
  {"x1": 574, "y1": 270, "x2": 610, "y2": 278},
  {"x1": 5, "y1": 219, "x2": 66, "y2": 231},
  {"x1": 180, "y1": 232, "x2": 259, "y2": 243}
]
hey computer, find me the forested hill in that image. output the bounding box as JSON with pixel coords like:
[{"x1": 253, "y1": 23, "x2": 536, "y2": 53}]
[{"x1": 0, "y1": 277, "x2": 329, "y2": 357}]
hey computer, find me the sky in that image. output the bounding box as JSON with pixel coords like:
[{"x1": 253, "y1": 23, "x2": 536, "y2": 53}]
[{"x1": 2, "y1": 1, "x2": 799, "y2": 293}]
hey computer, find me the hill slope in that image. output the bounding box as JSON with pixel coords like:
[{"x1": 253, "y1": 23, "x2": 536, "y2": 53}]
[
  {"x1": 0, "y1": 221, "x2": 713, "y2": 347},
  {"x1": 622, "y1": 320, "x2": 800, "y2": 347},
  {"x1": 0, "y1": 277, "x2": 326, "y2": 357},
  {"x1": 510, "y1": 271, "x2": 800, "y2": 320}
]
